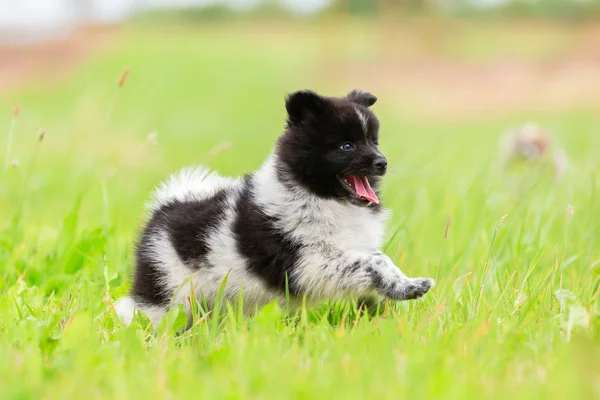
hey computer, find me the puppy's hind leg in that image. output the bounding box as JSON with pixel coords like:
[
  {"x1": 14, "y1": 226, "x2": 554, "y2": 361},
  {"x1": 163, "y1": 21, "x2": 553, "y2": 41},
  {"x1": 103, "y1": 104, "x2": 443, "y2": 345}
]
[
  {"x1": 115, "y1": 296, "x2": 168, "y2": 328},
  {"x1": 115, "y1": 297, "x2": 137, "y2": 326}
]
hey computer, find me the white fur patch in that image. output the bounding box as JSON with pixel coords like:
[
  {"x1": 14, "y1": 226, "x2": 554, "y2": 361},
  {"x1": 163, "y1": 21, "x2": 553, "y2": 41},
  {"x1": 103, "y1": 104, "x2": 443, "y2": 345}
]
[
  {"x1": 115, "y1": 297, "x2": 167, "y2": 328},
  {"x1": 115, "y1": 296, "x2": 136, "y2": 326},
  {"x1": 148, "y1": 166, "x2": 238, "y2": 212},
  {"x1": 149, "y1": 230, "x2": 195, "y2": 296},
  {"x1": 355, "y1": 106, "x2": 368, "y2": 134}
]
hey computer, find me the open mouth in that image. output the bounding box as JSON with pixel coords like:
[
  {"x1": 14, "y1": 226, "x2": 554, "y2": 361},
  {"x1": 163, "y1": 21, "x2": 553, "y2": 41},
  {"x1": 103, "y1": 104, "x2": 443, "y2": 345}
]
[{"x1": 338, "y1": 175, "x2": 380, "y2": 204}]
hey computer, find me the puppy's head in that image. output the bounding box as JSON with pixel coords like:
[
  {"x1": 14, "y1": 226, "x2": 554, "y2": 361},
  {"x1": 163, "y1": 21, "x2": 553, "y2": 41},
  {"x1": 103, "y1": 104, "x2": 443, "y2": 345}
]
[{"x1": 276, "y1": 89, "x2": 386, "y2": 208}]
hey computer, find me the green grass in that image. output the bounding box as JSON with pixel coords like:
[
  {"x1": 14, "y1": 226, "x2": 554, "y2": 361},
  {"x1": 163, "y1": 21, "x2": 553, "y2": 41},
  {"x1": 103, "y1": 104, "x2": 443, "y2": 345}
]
[{"x1": 1, "y1": 21, "x2": 599, "y2": 399}]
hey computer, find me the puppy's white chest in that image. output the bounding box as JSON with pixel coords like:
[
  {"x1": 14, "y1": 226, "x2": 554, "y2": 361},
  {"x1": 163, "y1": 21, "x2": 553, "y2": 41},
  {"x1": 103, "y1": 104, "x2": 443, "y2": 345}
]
[
  {"x1": 335, "y1": 216, "x2": 384, "y2": 251},
  {"x1": 299, "y1": 201, "x2": 387, "y2": 251}
]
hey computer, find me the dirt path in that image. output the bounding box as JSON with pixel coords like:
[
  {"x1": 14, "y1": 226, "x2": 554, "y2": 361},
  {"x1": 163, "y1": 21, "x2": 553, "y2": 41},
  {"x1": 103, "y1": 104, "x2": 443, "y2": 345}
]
[
  {"x1": 0, "y1": 25, "x2": 118, "y2": 94},
  {"x1": 338, "y1": 54, "x2": 600, "y2": 116}
]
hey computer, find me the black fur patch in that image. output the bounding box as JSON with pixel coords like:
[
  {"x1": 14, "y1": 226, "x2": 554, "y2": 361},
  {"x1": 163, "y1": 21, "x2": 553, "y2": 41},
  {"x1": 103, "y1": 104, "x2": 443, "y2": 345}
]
[
  {"x1": 132, "y1": 214, "x2": 170, "y2": 307},
  {"x1": 131, "y1": 191, "x2": 230, "y2": 306},
  {"x1": 343, "y1": 260, "x2": 362, "y2": 277},
  {"x1": 277, "y1": 90, "x2": 384, "y2": 211},
  {"x1": 365, "y1": 266, "x2": 385, "y2": 291},
  {"x1": 346, "y1": 89, "x2": 377, "y2": 107},
  {"x1": 162, "y1": 191, "x2": 229, "y2": 266},
  {"x1": 233, "y1": 177, "x2": 303, "y2": 294}
]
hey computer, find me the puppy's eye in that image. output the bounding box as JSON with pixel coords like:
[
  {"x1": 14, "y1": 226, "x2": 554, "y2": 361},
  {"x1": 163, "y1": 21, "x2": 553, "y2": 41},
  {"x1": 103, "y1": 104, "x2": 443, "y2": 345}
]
[{"x1": 340, "y1": 142, "x2": 354, "y2": 151}]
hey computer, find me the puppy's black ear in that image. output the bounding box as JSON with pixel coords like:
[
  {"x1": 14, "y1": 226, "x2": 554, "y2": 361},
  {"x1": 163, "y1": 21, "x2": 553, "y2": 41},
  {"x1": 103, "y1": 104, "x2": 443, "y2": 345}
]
[
  {"x1": 285, "y1": 90, "x2": 326, "y2": 127},
  {"x1": 347, "y1": 90, "x2": 377, "y2": 108}
]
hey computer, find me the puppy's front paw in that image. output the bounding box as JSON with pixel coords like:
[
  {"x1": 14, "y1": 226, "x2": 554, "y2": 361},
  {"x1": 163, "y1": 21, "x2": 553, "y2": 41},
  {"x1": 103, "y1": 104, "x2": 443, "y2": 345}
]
[{"x1": 402, "y1": 277, "x2": 435, "y2": 300}]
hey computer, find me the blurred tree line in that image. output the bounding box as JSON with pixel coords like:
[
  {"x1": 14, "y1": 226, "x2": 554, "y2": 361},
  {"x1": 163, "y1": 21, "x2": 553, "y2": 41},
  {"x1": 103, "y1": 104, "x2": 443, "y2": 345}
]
[
  {"x1": 332, "y1": 0, "x2": 600, "y2": 18},
  {"x1": 134, "y1": 0, "x2": 600, "y2": 21}
]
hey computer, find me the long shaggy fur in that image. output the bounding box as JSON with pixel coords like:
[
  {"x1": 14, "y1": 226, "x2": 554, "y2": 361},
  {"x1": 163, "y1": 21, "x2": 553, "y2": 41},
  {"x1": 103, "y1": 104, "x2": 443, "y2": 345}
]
[{"x1": 117, "y1": 89, "x2": 434, "y2": 327}]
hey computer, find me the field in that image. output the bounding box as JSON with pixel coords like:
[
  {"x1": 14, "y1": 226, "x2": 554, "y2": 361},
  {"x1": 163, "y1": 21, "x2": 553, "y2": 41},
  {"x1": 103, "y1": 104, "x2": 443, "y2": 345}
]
[{"x1": 1, "y1": 19, "x2": 599, "y2": 399}]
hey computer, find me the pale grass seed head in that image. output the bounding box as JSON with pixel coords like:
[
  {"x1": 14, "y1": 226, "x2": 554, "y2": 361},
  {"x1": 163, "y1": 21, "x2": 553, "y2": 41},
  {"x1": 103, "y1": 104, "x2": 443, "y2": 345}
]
[{"x1": 147, "y1": 131, "x2": 159, "y2": 146}]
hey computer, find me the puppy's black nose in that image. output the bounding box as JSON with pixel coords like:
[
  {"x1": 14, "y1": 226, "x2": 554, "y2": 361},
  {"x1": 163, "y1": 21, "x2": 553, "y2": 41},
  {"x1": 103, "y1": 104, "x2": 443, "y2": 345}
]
[{"x1": 373, "y1": 157, "x2": 388, "y2": 173}]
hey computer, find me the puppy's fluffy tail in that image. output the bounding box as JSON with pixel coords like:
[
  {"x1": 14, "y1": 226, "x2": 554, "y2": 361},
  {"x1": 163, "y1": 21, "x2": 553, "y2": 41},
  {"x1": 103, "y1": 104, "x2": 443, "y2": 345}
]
[
  {"x1": 147, "y1": 166, "x2": 237, "y2": 213},
  {"x1": 115, "y1": 296, "x2": 136, "y2": 327}
]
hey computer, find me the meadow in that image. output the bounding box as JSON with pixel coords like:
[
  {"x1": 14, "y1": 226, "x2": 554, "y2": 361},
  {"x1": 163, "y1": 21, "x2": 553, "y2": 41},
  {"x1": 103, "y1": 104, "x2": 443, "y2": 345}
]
[{"x1": 0, "y1": 18, "x2": 599, "y2": 399}]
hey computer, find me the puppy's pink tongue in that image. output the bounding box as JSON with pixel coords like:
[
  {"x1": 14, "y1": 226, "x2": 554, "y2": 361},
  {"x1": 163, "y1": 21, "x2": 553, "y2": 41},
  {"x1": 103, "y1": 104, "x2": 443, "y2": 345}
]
[{"x1": 347, "y1": 175, "x2": 379, "y2": 204}]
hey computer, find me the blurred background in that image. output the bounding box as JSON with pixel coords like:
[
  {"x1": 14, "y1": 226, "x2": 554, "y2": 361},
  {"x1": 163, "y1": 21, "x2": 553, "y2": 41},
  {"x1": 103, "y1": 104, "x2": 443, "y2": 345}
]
[
  {"x1": 1, "y1": 0, "x2": 599, "y2": 230},
  {"x1": 3, "y1": 0, "x2": 600, "y2": 114}
]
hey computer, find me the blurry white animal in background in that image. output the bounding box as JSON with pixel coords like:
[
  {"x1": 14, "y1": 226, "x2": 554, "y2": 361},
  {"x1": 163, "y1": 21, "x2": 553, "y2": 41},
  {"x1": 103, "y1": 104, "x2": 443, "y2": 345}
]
[{"x1": 499, "y1": 122, "x2": 568, "y2": 180}]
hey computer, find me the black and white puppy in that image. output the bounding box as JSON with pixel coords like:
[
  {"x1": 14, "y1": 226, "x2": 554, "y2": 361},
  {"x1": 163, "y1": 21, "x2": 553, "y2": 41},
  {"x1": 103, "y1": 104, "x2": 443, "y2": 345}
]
[{"x1": 116, "y1": 90, "x2": 435, "y2": 326}]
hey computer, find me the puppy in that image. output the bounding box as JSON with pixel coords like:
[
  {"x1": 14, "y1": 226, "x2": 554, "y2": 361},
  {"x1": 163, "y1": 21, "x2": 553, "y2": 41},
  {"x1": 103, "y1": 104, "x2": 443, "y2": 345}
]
[{"x1": 116, "y1": 90, "x2": 435, "y2": 327}]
